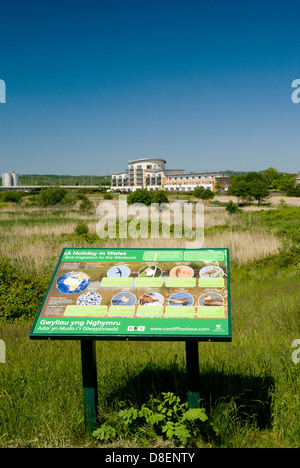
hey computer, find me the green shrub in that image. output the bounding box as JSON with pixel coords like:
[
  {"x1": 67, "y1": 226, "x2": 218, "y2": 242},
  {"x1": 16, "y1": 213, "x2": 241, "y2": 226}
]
[
  {"x1": 60, "y1": 191, "x2": 78, "y2": 207},
  {"x1": 127, "y1": 189, "x2": 153, "y2": 205},
  {"x1": 0, "y1": 191, "x2": 22, "y2": 203},
  {"x1": 228, "y1": 173, "x2": 270, "y2": 204},
  {"x1": 250, "y1": 205, "x2": 300, "y2": 267},
  {"x1": 127, "y1": 189, "x2": 169, "y2": 206},
  {"x1": 74, "y1": 221, "x2": 89, "y2": 237},
  {"x1": 154, "y1": 190, "x2": 169, "y2": 204},
  {"x1": 79, "y1": 195, "x2": 94, "y2": 212},
  {"x1": 225, "y1": 200, "x2": 240, "y2": 214},
  {"x1": 0, "y1": 256, "x2": 49, "y2": 322},
  {"x1": 103, "y1": 193, "x2": 113, "y2": 200},
  {"x1": 286, "y1": 184, "x2": 300, "y2": 197},
  {"x1": 37, "y1": 187, "x2": 78, "y2": 207},
  {"x1": 193, "y1": 187, "x2": 214, "y2": 200},
  {"x1": 37, "y1": 187, "x2": 67, "y2": 206}
]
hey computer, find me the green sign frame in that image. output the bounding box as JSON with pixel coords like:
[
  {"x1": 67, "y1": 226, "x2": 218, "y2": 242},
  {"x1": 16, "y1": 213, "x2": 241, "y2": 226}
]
[{"x1": 29, "y1": 248, "x2": 232, "y2": 342}]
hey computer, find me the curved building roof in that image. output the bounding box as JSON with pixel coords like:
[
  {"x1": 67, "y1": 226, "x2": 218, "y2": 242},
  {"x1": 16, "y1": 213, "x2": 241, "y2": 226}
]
[{"x1": 128, "y1": 158, "x2": 166, "y2": 165}]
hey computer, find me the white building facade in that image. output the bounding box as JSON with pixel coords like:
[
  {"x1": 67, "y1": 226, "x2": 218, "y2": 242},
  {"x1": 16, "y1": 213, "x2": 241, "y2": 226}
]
[{"x1": 111, "y1": 158, "x2": 230, "y2": 192}]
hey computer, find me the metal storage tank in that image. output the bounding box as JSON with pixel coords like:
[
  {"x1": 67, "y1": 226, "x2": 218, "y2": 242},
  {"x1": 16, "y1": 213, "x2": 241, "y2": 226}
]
[
  {"x1": 2, "y1": 172, "x2": 20, "y2": 187},
  {"x1": 10, "y1": 172, "x2": 20, "y2": 186},
  {"x1": 2, "y1": 173, "x2": 12, "y2": 187}
]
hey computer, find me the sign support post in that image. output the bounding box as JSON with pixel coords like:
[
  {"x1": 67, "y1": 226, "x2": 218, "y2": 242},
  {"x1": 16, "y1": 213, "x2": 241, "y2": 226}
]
[
  {"x1": 80, "y1": 340, "x2": 98, "y2": 434},
  {"x1": 185, "y1": 341, "x2": 200, "y2": 408}
]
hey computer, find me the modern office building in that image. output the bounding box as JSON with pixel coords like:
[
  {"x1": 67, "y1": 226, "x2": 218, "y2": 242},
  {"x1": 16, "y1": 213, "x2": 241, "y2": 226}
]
[
  {"x1": 2, "y1": 171, "x2": 20, "y2": 187},
  {"x1": 111, "y1": 158, "x2": 230, "y2": 192}
]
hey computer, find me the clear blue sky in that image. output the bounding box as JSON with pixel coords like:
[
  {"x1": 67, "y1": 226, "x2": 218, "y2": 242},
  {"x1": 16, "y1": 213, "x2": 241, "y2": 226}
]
[{"x1": 0, "y1": 0, "x2": 299, "y2": 175}]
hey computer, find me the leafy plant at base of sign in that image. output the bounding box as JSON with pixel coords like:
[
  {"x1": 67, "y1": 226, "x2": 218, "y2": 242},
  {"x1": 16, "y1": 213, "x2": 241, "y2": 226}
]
[{"x1": 92, "y1": 392, "x2": 208, "y2": 446}]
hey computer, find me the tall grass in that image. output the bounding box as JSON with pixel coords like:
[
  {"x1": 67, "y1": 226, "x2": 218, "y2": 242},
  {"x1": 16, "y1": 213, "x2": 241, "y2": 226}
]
[
  {"x1": 0, "y1": 263, "x2": 299, "y2": 447},
  {"x1": 0, "y1": 205, "x2": 283, "y2": 274},
  {"x1": 204, "y1": 229, "x2": 281, "y2": 264}
]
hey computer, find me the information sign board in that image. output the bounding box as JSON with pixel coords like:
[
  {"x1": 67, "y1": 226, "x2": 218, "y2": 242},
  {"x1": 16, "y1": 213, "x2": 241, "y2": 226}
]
[{"x1": 30, "y1": 248, "x2": 231, "y2": 341}]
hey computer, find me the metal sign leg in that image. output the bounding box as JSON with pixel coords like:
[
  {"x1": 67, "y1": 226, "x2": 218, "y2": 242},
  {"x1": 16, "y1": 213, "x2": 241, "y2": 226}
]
[
  {"x1": 80, "y1": 340, "x2": 98, "y2": 434},
  {"x1": 185, "y1": 341, "x2": 200, "y2": 408}
]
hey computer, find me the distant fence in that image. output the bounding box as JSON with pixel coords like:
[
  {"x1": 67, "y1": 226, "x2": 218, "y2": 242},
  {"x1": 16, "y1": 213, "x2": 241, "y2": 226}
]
[{"x1": 0, "y1": 185, "x2": 109, "y2": 192}]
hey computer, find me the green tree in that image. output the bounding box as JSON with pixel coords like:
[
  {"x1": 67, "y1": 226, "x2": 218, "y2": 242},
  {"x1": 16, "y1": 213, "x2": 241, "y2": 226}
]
[
  {"x1": 228, "y1": 172, "x2": 269, "y2": 204},
  {"x1": 228, "y1": 178, "x2": 252, "y2": 203},
  {"x1": 37, "y1": 187, "x2": 78, "y2": 207},
  {"x1": 153, "y1": 190, "x2": 169, "y2": 204},
  {"x1": 261, "y1": 167, "x2": 296, "y2": 192},
  {"x1": 286, "y1": 184, "x2": 300, "y2": 197},
  {"x1": 37, "y1": 187, "x2": 67, "y2": 207},
  {"x1": 0, "y1": 191, "x2": 22, "y2": 203},
  {"x1": 193, "y1": 186, "x2": 214, "y2": 200},
  {"x1": 127, "y1": 189, "x2": 154, "y2": 206},
  {"x1": 127, "y1": 189, "x2": 170, "y2": 205},
  {"x1": 249, "y1": 179, "x2": 270, "y2": 205},
  {"x1": 261, "y1": 167, "x2": 280, "y2": 186},
  {"x1": 60, "y1": 191, "x2": 78, "y2": 207},
  {"x1": 270, "y1": 174, "x2": 295, "y2": 192}
]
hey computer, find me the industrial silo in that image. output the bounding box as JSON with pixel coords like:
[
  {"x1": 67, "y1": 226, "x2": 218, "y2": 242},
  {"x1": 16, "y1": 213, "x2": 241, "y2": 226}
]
[
  {"x1": 2, "y1": 173, "x2": 12, "y2": 187},
  {"x1": 11, "y1": 172, "x2": 20, "y2": 186}
]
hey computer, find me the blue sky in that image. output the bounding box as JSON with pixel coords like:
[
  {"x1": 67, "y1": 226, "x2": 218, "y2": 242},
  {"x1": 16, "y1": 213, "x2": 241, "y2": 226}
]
[{"x1": 0, "y1": 0, "x2": 299, "y2": 175}]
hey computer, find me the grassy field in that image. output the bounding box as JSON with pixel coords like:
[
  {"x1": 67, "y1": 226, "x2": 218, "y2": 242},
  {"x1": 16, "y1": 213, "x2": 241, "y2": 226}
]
[{"x1": 0, "y1": 193, "x2": 299, "y2": 447}]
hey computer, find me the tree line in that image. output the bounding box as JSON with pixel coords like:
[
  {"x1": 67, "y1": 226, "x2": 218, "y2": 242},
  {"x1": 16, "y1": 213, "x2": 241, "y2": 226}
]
[
  {"x1": 0, "y1": 174, "x2": 111, "y2": 186},
  {"x1": 228, "y1": 168, "x2": 299, "y2": 204}
]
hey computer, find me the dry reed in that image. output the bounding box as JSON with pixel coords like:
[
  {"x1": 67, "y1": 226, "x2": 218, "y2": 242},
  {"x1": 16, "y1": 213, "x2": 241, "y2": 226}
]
[{"x1": 0, "y1": 201, "x2": 283, "y2": 273}]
